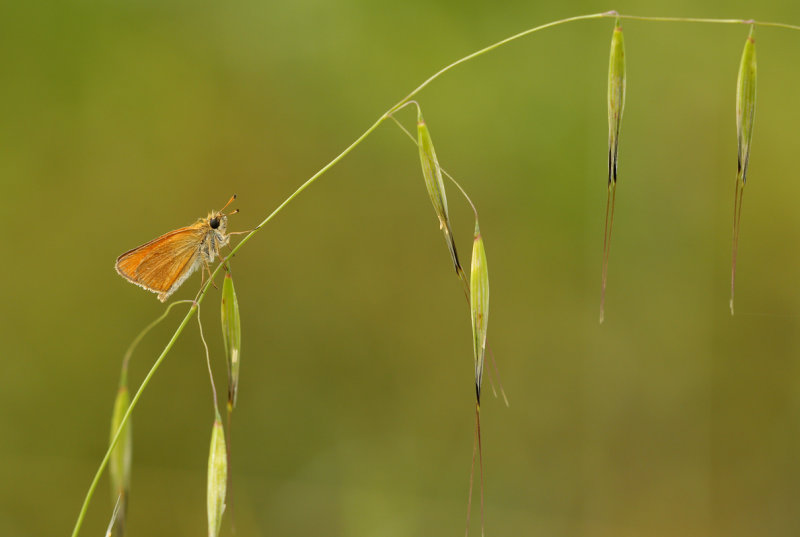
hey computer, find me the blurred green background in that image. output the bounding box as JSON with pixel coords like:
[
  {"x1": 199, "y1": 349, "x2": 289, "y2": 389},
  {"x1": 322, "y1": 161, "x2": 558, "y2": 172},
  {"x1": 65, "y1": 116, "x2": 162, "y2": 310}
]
[{"x1": 3, "y1": 1, "x2": 800, "y2": 535}]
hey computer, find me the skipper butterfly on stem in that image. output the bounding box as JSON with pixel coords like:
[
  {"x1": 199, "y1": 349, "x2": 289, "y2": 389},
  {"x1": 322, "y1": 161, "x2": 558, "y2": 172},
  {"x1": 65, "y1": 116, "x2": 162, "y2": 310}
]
[{"x1": 115, "y1": 195, "x2": 239, "y2": 302}]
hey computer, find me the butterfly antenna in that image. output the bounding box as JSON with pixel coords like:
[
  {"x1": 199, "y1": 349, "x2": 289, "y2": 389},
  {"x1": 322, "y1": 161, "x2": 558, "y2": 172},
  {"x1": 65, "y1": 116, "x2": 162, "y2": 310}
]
[
  {"x1": 220, "y1": 194, "x2": 237, "y2": 213},
  {"x1": 227, "y1": 208, "x2": 240, "y2": 217}
]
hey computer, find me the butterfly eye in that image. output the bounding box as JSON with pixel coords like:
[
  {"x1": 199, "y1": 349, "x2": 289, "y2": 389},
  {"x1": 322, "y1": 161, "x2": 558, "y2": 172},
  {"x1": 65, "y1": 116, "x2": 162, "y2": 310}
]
[{"x1": 210, "y1": 217, "x2": 220, "y2": 229}]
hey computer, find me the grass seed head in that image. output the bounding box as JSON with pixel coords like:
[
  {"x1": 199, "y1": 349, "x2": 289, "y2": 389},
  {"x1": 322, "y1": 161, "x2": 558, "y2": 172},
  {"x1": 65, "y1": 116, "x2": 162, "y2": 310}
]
[
  {"x1": 221, "y1": 272, "x2": 242, "y2": 409},
  {"x1": 736, "y1": 26, "x2": 757, "y2": 184},
  {"x1": 417, "y1": 108, "x2": 465, "y2": 276},
  {"x1": 207, "y1": 417, "x2": 227, "y2": 537},
  {"x1": 607, "y1": 19, "x2": 626, "y2": 186},
  {"x1": 600, "y1": 19, "x2": 626, "y2": 324},
  {"x1": 109, "y1": 386, "x2": 132, "y2": 500},
  {"x1": 731, "y1": 25, "x2": 757, "y2": 315},
  {"x1": 108, "y1": 385, "x2": 132, "y2": 536},
  {"x1": 470, "y1": 222, "x2": 489, "y2": 402},
  {"x1": 417, "y1": 108, "x2": 451, "y2": 231}
]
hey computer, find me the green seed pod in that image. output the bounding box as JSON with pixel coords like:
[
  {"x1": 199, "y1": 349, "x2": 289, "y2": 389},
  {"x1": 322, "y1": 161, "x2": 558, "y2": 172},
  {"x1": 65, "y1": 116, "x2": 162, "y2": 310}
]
[
  {"x1": 221, "y1": 272, "x2": 242, "y2": 409},
  {"x1": 417, "y1": 108, "x2": 450, "y2": 230},
  {"x1": 469, "y1": 222, "x2": 489, "y2": 402},
  {"x1": 108, "y1": 385, "x2": 132, "y2": 536},
  {"x1": 607, "y1": 19, "x2": 626, "y2": 187},
  {"x1": 207, "y1": 417, "x2": 227, "y2": 537},
  {"x1": 600, "y1": 19, "x2": 626, "y2": 324},
  {"x1": 417, "y1": 108, "x2": 463, "y2": 275},
  {"x1": 737, "y1": 26, "x2": 757, "y2": 185},
  {"x1": 731, "y1": 26, "x2": 756, "y2": 315}
]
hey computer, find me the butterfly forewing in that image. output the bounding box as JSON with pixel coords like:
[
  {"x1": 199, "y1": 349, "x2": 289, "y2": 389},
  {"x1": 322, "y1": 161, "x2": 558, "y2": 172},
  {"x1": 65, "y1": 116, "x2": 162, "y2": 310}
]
[{"x1": 116, "y1": 225, "x2": 207, "y2": 301}]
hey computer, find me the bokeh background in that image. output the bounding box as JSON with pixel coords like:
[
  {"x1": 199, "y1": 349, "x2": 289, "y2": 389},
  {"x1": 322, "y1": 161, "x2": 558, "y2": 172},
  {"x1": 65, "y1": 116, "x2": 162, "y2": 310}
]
[{"x1": 2, "y1": 1, "x2": 800, "y2": 536}]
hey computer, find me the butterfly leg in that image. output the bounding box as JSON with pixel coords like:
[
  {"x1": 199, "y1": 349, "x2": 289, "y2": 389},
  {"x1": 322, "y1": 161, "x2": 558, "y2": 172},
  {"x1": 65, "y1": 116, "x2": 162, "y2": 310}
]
[{"x1": 202, "y1": 258, "x2": 218, "y2": 290}]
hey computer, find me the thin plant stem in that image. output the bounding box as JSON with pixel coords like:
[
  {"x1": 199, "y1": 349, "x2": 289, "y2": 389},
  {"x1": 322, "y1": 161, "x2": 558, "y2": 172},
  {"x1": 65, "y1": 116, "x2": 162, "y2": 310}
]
[
  {"x1": 476, "y1": 402, "x2": 485, "y2": 537},
  {"x1": 196, "y1": 304, "x2": 221, "y2": 414},
  {"x1": 754, "y1": 21, "x2": 800, "y2": 31},
  {"x1": 225, "y1": 404, "x2": 236, "y2": 535},
  {"x1": 465, "y1": 404, "x2": 478, "y2": 537},
  {"x1": 391, "y1": 12, "x2": 612, "y2": 109},
  {"x1": 119, "y1": 300, "x2": 195, "y2": 387},
  {"x1": 731, "y1": 179, "x2": 745, "y2": 314},
  {"x1": 618, "y1": 14, "x2": 800, "y2": 31},
  {"x1": 620, "y1": 15, "x2": 753, "y2": 25},
  {"x1": 442, "y1": 169, "x2": 479, "y2": 221},
  {"x1": 391, "y1": 99, "x2": 421, "y2": 117}
]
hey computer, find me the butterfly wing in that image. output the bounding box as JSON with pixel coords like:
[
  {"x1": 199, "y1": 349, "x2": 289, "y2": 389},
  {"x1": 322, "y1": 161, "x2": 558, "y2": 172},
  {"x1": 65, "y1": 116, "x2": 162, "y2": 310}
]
[{"x1": 116, "y1": 226, "x2": 206, "y2": 302}]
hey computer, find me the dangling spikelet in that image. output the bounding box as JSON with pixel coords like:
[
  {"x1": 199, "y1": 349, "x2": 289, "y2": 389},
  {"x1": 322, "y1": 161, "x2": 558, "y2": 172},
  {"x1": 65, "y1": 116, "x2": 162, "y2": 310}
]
[
  {"x1": 417, "y1": 108, "x2": 465, "y2": 282},
  {"x1": 731, "y1": 25, "x2": 757, "y2": 315},
  {"x1": 469, "y1": 222, "x2": 489, "y2": 403},
  {"x1": 207, "y1": 416, "x2": 227, "y2": 537},
  {"x1": 108, "y1": 385, "x2": 132, "y2": 537},
  {"x1": 600, "y1": 18, "x2": 626, "y2": 324},
  {"x1": 221, "y1": 272, "x2": 242, "y2": 410}
]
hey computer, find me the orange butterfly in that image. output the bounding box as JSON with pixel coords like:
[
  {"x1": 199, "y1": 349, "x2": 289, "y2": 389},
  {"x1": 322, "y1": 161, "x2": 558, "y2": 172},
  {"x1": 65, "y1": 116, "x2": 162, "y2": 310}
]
[{"x1": 116, "y1": 196, "x2": 238, "y2": 302}]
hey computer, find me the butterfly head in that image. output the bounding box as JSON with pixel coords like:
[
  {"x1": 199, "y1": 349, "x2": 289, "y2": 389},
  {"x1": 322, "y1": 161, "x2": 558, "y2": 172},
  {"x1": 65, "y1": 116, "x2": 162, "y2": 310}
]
[
  {"x1": 207, "y1": 212, "x2": 228, "y2": 233},
  {"x1": 207, "y1": 194, "x2": 239, "y2": 234},
  {"x1": 209, "y1": 213, "x2": 223, "y2": 228}
]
